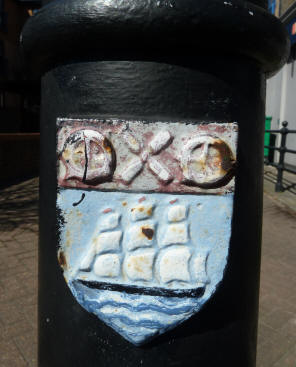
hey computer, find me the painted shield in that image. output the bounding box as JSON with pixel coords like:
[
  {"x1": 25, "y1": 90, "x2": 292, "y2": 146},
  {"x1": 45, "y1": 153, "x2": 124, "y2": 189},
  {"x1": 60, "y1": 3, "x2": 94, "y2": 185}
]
[{"x1": 56, "y1": 118, "x2": 237, "y2": 346}]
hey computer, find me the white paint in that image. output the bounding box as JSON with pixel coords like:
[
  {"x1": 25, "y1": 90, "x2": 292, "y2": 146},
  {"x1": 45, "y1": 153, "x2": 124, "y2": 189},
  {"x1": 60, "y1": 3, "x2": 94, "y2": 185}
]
[
  {"x1": 93, "y1": 254, "x2": 120, "y2": 277},
  {"x1": 125, "y1": 249, "x2": 155, "y2": 281},
  {"x1": 61, "y1": 129, "x2": 114, "y2": 182},
  {"x1": 191, "y1": 253, "x2": 209, "y2": 285},
  {"x1": 120, "y1": 129, "x2": 173, "y2": 184},
  {"x1": 130, "y1": 203, "x2": 154, "y2": 221},
  {"x1": 266, "y1": 64, "x2": 296, "y2": 166},
  {"x1": 125, "y1": 222, "x2": 155, "y2": 251},
  {"x1": 159, "y1": 247, "x2": 191, "y2": 283},
  {"x1": 95, "y1": 231, "x2": 122, "y2": 254},
  {"x1": 123, "y1": 132, "x2": 141, "y2": 153},
  {"x1": 100, "y1": 213, "x2": 120, "y2": 231},
  {"x1": 148, "y1": 157, "x2": 172, "y2": 183},
  {"x1": 180, "y1": 134, "x2": 233, "y2": 186},
  {"x1": 80, "y1": 245, "x2": 96, "y2": 271},
  {"x1": 160, "y1": 223, "x2": 188, "y2": 246},
  {"x1": 149, "y1": 130, "x2": 171, "y2": 154},
  {"x1": 58, "y1": 120, "x2": 237, "y2": 194},
  {"x1": 57, "y1": 120, "x2": 237, "y2": 346},
  {"x1": 167, "y1": 205, "x2": 186, "y2": 222},
  {"x1": 119, "y1": 157, "x2": 143, "y2": 183}
]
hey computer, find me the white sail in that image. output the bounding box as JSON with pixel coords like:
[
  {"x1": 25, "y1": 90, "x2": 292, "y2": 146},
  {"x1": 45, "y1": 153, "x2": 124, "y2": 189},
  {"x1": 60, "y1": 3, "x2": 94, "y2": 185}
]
[
  {"x1": 95, "y1": 231, "x2": 122, "y2": 254},
  {"x1": 93, "y1": 254, "x2": 120, "y2": 278},
  {"x1": 167, "y1": 205, "x2": 186, "y2": 222},
  {"x1": 99, "y1": 213, "x2": 120, "y2": 231},
  {"x1": 159, "y1": 247, "x2": 191, "y2": 283},
  {"x1": 192, "y1": 252, "x2": 209, "y2": 286},
  {"x1": 124, "y1": 221, "x2": 155, "y2": 251},
  {"x1": 130, "y1": 202, "x2": 154, "y2": 221},
  {"x1": 124, "y1": 249, "x2": 155, "y2": 281},
  {"x1": 160, "y1": 223, "x2": 188, "y2": 247}
]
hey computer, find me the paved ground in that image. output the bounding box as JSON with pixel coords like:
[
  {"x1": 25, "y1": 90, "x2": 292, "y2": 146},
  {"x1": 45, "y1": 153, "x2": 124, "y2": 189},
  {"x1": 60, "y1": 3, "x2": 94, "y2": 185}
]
[
  {"x1": 0, "y1": 178, "x2": 38, "y2": 367},
  {"x1": 0, "y1": 172, "x2": 295, "y2": 367}
]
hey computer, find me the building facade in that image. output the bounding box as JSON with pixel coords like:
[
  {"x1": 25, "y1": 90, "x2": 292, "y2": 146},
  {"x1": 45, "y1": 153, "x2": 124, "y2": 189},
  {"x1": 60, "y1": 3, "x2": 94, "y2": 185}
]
[
  {"x1": 266, "y1": 0, "x2": 296, "y2": 167},
  {"x1": 0, "y1": 0, "x2": 40, "y2": 182}
]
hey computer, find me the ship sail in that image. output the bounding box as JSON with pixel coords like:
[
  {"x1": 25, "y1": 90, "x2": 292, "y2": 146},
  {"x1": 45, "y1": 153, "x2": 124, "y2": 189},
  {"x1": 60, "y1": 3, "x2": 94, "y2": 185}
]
[{"x1": 77, "y1": 198, "x2": 209, "y2": 295}]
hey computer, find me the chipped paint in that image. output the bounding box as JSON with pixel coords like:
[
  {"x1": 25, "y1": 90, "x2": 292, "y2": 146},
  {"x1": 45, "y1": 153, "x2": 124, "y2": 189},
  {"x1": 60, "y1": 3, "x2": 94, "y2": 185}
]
[
  {"x1": 57, "y1": 119, "x2": 237, "y2": 345},
  {"x1": 57, "y1": 119, "x2": 237, "y2": 194}
]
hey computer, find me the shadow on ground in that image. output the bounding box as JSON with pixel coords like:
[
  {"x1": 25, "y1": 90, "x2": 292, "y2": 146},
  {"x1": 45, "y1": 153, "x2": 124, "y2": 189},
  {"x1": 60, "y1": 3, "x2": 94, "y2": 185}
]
[
  {"x1": 0, "y1": 177, "x2": 39, "y2": 232},
  {"x1": 264, "y1": 166, "x2": 296, "y2": 195}
]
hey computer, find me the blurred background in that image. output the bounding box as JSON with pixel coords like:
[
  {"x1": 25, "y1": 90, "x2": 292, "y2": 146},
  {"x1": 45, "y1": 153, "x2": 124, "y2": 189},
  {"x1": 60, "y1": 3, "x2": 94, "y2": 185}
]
[{"x1": 0, "y1": 0, "x2": 40, "y2": 185}]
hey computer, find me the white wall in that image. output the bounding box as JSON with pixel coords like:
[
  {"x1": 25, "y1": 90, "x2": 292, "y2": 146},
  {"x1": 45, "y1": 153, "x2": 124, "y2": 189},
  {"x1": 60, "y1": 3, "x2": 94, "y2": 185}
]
[{"x1": 266, "y1": 62, "x2": 296, "y2": 167}]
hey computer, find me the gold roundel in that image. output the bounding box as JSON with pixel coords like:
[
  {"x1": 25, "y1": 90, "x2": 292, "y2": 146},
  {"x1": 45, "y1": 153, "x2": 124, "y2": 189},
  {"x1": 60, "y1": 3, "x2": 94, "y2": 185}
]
[
  {"x1": 180, "y1": 135, "x2": 235, "y2": 188},
  {"x1": 61, "y1": 129, "x2": 115, "y2": 183}
]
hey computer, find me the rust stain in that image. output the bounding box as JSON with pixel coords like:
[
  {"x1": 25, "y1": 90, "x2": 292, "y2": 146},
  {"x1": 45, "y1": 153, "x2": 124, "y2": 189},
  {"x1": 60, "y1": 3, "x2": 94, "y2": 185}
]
[
  {"x1": 63, "y1": 148, "x2": 71, "y2": 160},
  {"x1": 103, "y1": 138, "x2": 112, "y2": 153},
  {"x1": 141, "y1": 227, "x2": 154, "y2": 240},
  {"x1": 58, "y1": 120, "x2": 236, "y2": 193},
  {"x1": 65, "y1": 229, "x2": 71, "y2": 247},
  {"x1": 212, "y1": 140, "x2": 235, "y2": 173},
  {"x1": 128, "y1": 255, "x2": 151, "y2": 273},
  {"x1": 146, "y1": 207, "x2": 152, "y2": 216},
  {"x1": 58, "y1": 250, "x2": 67, "y2": 269},
  {"x1": 171, "y1": 225, "x2": 184, "y2": 234},
  {"x1": 122, "y1": 201, "x2": 127, "y2": 206}
]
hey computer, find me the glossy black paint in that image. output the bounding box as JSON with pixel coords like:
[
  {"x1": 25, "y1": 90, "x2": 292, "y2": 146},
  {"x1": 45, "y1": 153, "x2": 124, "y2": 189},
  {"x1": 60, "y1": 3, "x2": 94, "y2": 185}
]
[
  {"x1": 21, "y1": 0, "x2": 289, "y2": 76},
  {"x1": 21, "y1": 0, "x2": 289, "y2": 366}
]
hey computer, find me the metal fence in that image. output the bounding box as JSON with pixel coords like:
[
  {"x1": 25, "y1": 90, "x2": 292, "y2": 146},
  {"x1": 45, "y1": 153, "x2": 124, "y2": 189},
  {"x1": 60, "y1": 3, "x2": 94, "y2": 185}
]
[{"x1": 264, "y1": 121, "x2": 296, "y2": 192}]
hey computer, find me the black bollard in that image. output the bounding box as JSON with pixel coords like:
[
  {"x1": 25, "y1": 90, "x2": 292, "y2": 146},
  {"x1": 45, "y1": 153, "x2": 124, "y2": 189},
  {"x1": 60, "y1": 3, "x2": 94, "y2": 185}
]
[{"x1": 21, "y1": 1, "x2": 289, "y2": 366}]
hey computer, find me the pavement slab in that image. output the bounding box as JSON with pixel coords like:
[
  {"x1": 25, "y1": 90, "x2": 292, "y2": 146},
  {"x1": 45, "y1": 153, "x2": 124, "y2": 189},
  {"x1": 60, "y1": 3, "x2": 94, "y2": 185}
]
[{"x1": 0, "y1": 173, "x2": 295, "y2": 366}]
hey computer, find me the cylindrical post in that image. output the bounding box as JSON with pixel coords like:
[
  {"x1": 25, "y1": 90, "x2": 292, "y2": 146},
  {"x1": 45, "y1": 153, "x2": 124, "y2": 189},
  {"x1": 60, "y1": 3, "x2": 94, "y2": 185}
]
[
  {"x1": 21, "y1": 1, "x2": 289, "y2": 366},
  {"x1": 275, "y1": 121, "x2": 288, "y2": 192}
]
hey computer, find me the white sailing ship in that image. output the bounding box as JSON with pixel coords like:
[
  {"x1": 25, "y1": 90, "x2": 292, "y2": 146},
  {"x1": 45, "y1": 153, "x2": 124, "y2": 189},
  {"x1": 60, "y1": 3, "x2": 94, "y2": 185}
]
[{"x1": 75, "y1": 200, "x2": 209, "y2": 297}]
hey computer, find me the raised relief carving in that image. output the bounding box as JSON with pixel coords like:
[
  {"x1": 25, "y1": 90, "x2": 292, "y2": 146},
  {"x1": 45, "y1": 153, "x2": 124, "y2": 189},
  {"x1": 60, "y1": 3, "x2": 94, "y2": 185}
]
[
  {"x1": 130, "y1": 202, "x2": 154, "y2": 221},
  {"x1": 75, "y1": 197, "x2": 212, "y2": 291},
  {"x1": 159, "y1": 247, "x2": 191, "y2": 284},
  {"x1": 124, "y1": 222, "x2": 155, "y2": 251},
  {"x1": 58, "y1": 191, "x2": 232, "y2": 346},
  {"x1": 125, "y1": 249, "x2": 155, "y2": 281},
  {"x1": 57, "y1": 119, "x2": 237, "y2": 346},
  {"x1": 80, "y1": 209, "x2": 122, "y2": 272},
  {"x1": 57, "y1": 120, "x2": 237, "y2": 193},
  {"x1": 180, "y1": 135, "x2": 235, "y2": 188},
  {"x1": 60, "y1": 129, "x2": 115, "y2": 184},
  {"x1": 93, "y1": 254, "x2": 121, "y2": 278},
  {"x1": 118, "y1": 130, "x2": 173, "y2": 184}
]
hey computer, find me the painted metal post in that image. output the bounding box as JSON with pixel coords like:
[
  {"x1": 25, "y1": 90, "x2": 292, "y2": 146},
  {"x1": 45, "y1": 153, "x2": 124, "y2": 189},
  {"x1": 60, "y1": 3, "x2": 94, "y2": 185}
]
[
  {"x1": 275, "y1": 121, "x2": 288, "y2": 192},
  {"x1": 21, "y1": 0, "x2": 289, "y2": 366}
]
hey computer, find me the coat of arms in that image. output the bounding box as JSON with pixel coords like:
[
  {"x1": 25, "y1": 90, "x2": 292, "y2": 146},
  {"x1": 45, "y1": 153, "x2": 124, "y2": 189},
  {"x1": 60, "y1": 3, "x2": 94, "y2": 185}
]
[{"x1": 56, "y1": 118, "x2": 237, "y2": 345}]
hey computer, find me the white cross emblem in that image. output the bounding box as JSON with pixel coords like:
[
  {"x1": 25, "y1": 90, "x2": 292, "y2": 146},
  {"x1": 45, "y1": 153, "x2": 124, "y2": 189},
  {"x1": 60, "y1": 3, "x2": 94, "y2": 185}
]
[{"x1": 118, "y1": 130, "x2": 173, "y2": 184}]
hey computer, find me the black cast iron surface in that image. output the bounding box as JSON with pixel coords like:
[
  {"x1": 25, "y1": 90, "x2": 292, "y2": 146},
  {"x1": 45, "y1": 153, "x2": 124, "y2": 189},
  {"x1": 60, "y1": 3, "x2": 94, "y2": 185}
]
[{"x1": 21, "y1": 0, "x2": 289, "y2": 366}]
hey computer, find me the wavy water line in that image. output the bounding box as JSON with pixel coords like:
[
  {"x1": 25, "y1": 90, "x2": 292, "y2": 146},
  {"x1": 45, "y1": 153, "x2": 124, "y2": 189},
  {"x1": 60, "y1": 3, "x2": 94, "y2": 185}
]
[
  {"x1": 109, "y1": 318, "x2": 158, "y2": 336},
  {"x1": 71, "y1": 283, "x2": 203, "y2": 344},
  {"x1": 83, "y1": 298, "x2": 191, "y2": 328},
  {"x1": 73, "y1": 281, "x2": 200, "y2": 309},
  {"x1": 98, "y1": 304, "x2": 192, "y2": 327},
  {"x1": 104, "y1": 318, "x2": 159, "y2": 345},
  {"x1": 83, "y1": 297, "x2": 197, "y2": 315}
]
